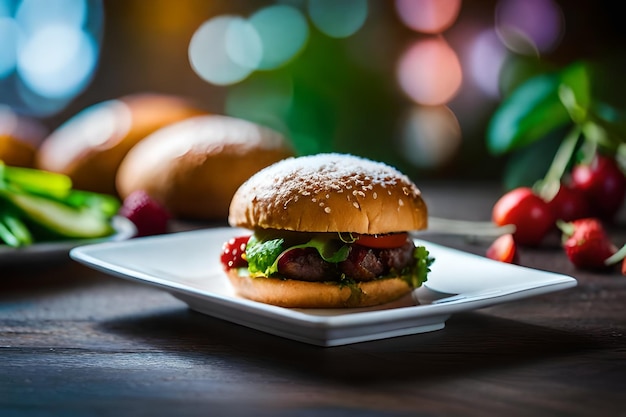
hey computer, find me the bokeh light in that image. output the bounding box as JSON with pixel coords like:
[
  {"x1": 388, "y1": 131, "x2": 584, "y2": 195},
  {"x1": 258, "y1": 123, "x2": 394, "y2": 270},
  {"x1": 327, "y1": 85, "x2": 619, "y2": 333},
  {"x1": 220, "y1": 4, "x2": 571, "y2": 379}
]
[
  {"x1": 308, "y1": 0, "x2": 368, "y2": 38},
  {"x1": 249, "y1": 5, "x2": 309, "y2": 70},
  {"x1": 397, "y1": 37, "x2": 462, "y2": 106},
  {"x1": 0, "y1": 0, "x2": 103, "y2": 117},
  {"x1": 225, "y1": 73, "x2": 293, "y2": 134},
  {"x1": 399, "y1": 105, "x2": 462, "y2": 169},
  {"x1": 495, "y1": 0, "x2": 564, "y2": 55},
  {"x1": 395, "y1": 0, "x2": 462, "y2": 34},
  {"x1": 17, "y1": 24, "x2": 98, "y2": 98},
  {"x1": 468, "y1": 28, "x2": 508, "y2": 98},
  {"x1": 0, "y1": 16, "x2": 18, "y2": 78},
  {"x1": 189, "y1": 16, "x2": 261, "y2": 86},
  {"x1": 16, "y1": 0, "x2": 88, "y2": 30}
]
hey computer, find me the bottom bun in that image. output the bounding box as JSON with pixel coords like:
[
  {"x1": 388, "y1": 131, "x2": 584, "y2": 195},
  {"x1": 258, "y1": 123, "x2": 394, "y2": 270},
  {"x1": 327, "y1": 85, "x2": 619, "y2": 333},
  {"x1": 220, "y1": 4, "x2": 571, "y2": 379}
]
[{"x1": 226, "y1": 270, "x2": 413, "y2": 308}]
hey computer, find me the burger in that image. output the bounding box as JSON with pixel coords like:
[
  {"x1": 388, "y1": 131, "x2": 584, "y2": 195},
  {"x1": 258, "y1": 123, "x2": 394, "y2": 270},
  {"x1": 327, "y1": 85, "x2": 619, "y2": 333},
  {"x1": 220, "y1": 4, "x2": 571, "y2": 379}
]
[{"x1": 220, "y1": 153, "x2": 434, "y2": 308}]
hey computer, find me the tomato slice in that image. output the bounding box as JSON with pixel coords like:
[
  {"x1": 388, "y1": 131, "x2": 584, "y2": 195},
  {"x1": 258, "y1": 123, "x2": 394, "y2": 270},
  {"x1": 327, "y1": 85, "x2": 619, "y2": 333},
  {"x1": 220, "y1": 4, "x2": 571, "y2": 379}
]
[{"x1": 355, "y1": 232, "x2": 409, "y2": 249}]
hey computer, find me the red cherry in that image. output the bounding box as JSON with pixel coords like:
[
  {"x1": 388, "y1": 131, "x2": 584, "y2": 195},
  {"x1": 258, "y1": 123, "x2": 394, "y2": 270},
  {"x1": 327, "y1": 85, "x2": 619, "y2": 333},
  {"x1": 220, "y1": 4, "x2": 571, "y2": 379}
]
[
  {"x1": 492, "y1": 187, "x2": 555, "y2": 246},
  {"x1": 545, "y1": 183, "x2": 591, "y2": 222},
  {"x1": 220, "y1": 235, "x2": 250, "y2": 269},
  {"x1": 486, "y1": 234, "x2": 519, "y2": 264},
  {"x1": 571, "y1": 155, "x2": 626, "y2": 220}
]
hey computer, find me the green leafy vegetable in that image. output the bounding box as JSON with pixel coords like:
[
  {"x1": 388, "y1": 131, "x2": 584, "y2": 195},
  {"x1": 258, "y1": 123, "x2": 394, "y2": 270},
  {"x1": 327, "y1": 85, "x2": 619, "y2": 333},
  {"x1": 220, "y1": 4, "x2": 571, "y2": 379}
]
[
  {"x1": 245, "y1": 233, "x2": 351, "y2": 277},
  {"x1": 0, "y1": 210, "x2": 32, "y2": 247},
  {"x1": 404, "y1": 246, "x2": 433, "y2": 288},
  {"x1": 487, "y1": 61, "x2": 591, "y2": 155},
  {"x1": 0, "y1": 161, "x2": 120, "y2": 247},
  {"x1": 289, "y1": 236, "x2": 350, "y2": 263},
  {"x1": 246, "y1": 236, "x2": 285, "y2": 276}
]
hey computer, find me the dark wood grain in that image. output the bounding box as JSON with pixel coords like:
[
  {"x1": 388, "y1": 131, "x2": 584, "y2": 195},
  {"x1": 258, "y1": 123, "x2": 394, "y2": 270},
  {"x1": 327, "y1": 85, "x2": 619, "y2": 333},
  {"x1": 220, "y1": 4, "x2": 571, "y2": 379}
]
[{"x1": 2, "y1": 182, "x2": 625, "y2": 417}]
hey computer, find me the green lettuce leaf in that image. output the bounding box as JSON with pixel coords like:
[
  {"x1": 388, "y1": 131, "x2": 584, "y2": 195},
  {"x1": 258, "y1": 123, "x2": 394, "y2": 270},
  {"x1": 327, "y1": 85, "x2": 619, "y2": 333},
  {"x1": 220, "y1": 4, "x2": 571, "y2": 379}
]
[
  {"x1": 404, "y1": 246, "x2": 434, "y2": 288},
  {"x1": 245, "y1": 234, "x2": 350, "y2": 277},
  {"x1": 246, "y1": 236, "x2": 285, "y2": 276}
]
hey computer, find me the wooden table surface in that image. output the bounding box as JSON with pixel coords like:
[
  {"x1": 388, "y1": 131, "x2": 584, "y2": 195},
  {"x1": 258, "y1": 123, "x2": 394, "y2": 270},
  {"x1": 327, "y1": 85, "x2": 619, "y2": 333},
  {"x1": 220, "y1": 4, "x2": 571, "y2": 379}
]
[{"x1": 2, "y1": 182, "x2": 625, "y2": 417}]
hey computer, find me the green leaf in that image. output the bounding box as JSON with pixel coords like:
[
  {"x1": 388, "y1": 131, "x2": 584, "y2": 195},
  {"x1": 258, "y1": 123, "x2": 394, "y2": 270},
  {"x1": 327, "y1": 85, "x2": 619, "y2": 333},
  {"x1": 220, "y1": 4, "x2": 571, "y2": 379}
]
[
  {"x1": 245, "y1": 234, "x2": 350, "y2": 277},
  {"x1": 558, "y1": 61, "x2": 591, "y2": 124},
  {"x1": 246, "y1": 237, "x2": 285, "y2": 276},
  {"x1": 487, "y1": 73, "x2": 569, "y2": 154},
  {"x1": 585, "y1": 102, "x2": 626, "y2": 153},
  {"x1": 502, "y1": 128, "x2": 566, "y2": 190},
  {"x1": 405, "y1": 246, "x2": 433, "y2": 288},
  {"x1": 487, "y1": 62, "x2": 591, "y2": 155},
  {"x1": 289, "y1": 236, "x2": 350, "y2": 263}
]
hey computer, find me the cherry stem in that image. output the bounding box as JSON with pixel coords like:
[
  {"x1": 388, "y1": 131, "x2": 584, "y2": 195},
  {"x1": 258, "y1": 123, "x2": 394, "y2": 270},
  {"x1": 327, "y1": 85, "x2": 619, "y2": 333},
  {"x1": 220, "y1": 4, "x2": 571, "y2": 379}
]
[
  {"x1": 605, "y1": 243, "x2": 626, "y2": 266},
  {"x1": 544, "y1": 124, "x2": 582, "y2": 184},
  {"x1": 534, "y1": 125, "x2": 582, "y2": 201}
]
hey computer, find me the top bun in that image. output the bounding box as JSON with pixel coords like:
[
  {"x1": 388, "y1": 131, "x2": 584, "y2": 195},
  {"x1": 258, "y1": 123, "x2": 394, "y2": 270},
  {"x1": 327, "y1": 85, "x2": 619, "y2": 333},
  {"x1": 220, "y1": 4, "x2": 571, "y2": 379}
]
[{"x1": 228, "y1": 153, "x2": 428, "y2": 234}]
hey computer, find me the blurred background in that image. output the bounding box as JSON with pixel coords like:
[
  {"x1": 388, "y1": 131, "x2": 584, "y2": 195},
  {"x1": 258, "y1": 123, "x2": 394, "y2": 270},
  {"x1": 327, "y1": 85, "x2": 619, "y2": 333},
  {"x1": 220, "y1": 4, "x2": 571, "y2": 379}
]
[{"x1": 2, "y1": 0, "x2": 625, "y2": 183}]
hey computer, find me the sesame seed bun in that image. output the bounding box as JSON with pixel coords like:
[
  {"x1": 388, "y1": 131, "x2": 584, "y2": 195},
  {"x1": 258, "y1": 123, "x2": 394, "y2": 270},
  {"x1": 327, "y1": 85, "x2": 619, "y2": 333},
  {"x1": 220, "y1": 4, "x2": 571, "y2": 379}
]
[{"x1": 228, "y1": 153, "x2": 428, "y2": 234}]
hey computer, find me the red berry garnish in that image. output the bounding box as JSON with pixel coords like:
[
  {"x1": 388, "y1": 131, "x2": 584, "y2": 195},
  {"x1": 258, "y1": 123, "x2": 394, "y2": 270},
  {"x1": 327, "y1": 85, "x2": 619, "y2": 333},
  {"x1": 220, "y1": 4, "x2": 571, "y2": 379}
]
[
  {"x1": 545, "y1": 183, "x2": 591, "y2": 222},
  {"x1": 220, "y1": 235, "x2": 250, "y2": 269},
  {"x1": 571, "y1": 155, "x2": 626, "y2": 221},
  {"x1": 492, "y1": 187, "x2": 555, "y2": 246},
  {"x1": 486, "y1": 233, "x2": 519, "y2": 264},
  {"x1": 119, "y1": 190, "x2": 171, "y2": 237},
  {"x1": 558, "y1": 218, "x2": 617, "y2": 270}
]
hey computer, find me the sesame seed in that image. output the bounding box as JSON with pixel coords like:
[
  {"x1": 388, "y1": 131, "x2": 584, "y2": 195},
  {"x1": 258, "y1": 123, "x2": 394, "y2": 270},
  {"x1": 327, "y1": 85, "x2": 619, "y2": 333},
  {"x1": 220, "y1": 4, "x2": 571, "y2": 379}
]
[
  {"x1": 324, "y1": 207, "x2": 331, "y2": 213},
  {"x1": 398, "y1": 199, "x2": 404, "y2": 206},
  {"x1": 353, "y1": 202, "x2": 360, "y2": 209},
  {"x1": 373, "y1": 192, "x2": 378, "y2": 199},
  {"x1": 312, "y1": 198, "x2": 316, "y2": 202}
]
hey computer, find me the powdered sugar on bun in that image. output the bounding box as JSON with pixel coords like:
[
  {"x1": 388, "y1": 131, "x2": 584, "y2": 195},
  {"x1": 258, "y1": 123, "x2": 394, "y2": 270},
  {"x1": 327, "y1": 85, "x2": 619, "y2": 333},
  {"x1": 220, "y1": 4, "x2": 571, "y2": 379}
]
[{"x1": 228, "y1": 153, "x2": 428, "y2": 234}]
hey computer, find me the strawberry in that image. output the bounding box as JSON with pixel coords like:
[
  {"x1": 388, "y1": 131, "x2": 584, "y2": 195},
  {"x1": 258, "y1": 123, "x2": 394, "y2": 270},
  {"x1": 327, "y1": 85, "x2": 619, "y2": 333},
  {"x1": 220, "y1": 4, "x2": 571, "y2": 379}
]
[
  {"x1": 557, "y1": 218, "x2": 617, "y2": 270},
  {"x1": 486, "y1": 234, "x2": 519, "y2": 264},
  {"x1": 119, "y1": 190, "x2": 171, "y2": 237}
]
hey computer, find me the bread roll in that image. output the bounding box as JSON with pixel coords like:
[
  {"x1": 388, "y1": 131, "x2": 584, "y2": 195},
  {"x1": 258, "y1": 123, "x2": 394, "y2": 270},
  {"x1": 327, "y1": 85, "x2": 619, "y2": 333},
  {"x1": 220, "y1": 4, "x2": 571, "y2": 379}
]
[
  {"x1": 116, "y1": 115, "x2": 294, "y2": 220},
  {"x1": 0, "y1": 106, "x2": 47, "y2": 168},
  {"x1": 35, "y1": 93, "x2": 207, "y2": 195}
]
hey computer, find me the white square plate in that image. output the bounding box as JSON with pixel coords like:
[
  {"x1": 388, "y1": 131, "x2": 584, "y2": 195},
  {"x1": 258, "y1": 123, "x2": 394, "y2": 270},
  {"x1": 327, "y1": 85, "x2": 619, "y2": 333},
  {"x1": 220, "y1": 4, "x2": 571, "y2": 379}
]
[{"x1": 70, "y1": 227, "x2": 577, "y2": 347}]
